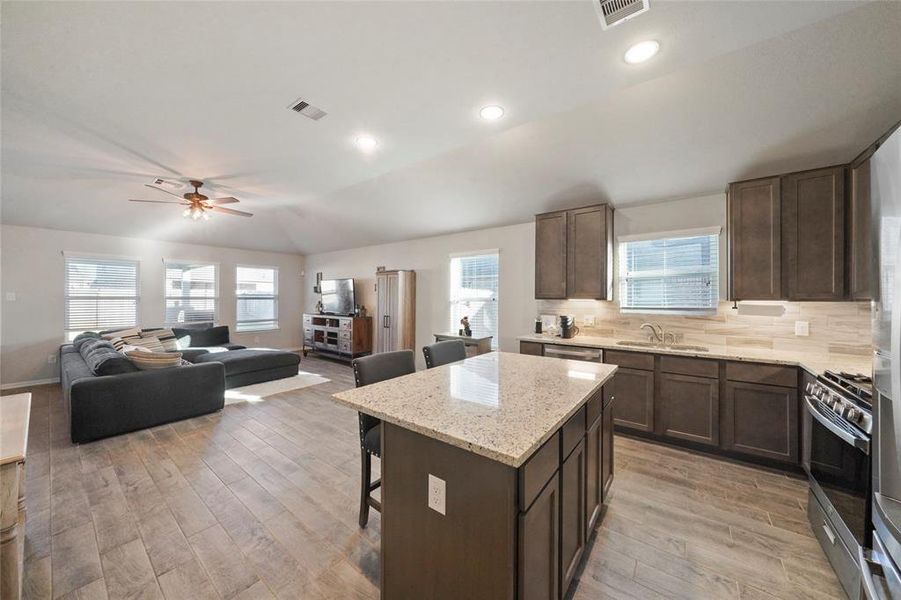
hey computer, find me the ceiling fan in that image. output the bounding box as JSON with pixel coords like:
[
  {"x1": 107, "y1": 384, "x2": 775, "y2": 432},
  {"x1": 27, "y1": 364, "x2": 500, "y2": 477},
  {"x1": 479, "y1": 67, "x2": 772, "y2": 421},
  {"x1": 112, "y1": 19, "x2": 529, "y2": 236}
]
[{"x1": 129, "y1": 179, "x2": 253, "y2": 220}]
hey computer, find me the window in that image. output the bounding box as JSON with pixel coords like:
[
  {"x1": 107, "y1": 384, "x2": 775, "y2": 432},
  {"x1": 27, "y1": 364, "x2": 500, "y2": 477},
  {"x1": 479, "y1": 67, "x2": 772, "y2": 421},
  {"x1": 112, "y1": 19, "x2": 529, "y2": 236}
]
[
  {"x1": 618, "y1": 228, "x2": 719, "y2": 314},
  {"x1": 236, "y1": 266, "x2": 278, "y2": 332},
  {"x1": 65, "y1": 255, "x2": 139, "y2": 339},
  {"x1": 449, "y1": 251, "x2": 499, "y2": 349},
  {"x1": 165, "y1": 262, "x2": 218, "y2": 325}
]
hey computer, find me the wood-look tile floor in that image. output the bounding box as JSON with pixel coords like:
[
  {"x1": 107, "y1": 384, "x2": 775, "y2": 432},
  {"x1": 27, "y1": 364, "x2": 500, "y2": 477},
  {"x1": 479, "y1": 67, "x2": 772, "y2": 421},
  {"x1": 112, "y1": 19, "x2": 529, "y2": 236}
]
[{"x1": 9, "y1": 356, "x2": 846, "y2": 599}]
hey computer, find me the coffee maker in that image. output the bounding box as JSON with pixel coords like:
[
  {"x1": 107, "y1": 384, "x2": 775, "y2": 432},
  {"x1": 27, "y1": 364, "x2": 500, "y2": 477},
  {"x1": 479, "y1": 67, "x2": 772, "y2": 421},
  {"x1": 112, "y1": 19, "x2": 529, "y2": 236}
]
[{"x1": 559, "y1": 315, "x2": 579, "y2": 339}]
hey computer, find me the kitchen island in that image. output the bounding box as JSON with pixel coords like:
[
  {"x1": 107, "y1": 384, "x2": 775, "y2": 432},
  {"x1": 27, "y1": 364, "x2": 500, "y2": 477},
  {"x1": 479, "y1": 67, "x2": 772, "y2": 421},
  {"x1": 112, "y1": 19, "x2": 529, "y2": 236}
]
[{"x1": 332, "y1": 352, "x2": 617, "y2": 600}]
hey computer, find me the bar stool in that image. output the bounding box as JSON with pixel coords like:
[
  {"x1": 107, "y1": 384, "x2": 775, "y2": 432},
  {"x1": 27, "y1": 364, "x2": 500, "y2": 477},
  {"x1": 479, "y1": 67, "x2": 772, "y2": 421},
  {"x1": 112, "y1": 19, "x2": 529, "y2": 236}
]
[{"x1": 422, "y1": 340, "x2": 467, "y2": 368}]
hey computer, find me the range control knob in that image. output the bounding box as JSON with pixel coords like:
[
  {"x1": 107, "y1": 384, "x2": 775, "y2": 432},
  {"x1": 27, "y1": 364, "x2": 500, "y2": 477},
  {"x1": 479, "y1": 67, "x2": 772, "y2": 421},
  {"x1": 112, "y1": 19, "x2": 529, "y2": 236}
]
[{"x1": 846, "y1": 407, "x2": 860, "y2": 423}]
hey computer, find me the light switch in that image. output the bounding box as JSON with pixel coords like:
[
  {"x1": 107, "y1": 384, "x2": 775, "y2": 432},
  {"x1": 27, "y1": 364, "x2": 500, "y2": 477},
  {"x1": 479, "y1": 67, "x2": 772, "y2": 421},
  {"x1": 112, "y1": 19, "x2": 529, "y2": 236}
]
[
  {"x1": 428, "y1": 474, "x2": 446, "y2": 516},
  {"x1": 5, "y1": 292, "x2": 15, "y2": 302},
  {"x1": 795, "y1": 321, "x2": 810, "y2": 337}
]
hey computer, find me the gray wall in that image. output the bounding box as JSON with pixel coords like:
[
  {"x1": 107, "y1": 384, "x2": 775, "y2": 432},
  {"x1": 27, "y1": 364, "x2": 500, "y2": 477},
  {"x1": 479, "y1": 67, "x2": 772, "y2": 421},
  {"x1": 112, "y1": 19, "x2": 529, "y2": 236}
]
[{"x1": 1, "y1": 224, "x2": 305, "y2": 386}]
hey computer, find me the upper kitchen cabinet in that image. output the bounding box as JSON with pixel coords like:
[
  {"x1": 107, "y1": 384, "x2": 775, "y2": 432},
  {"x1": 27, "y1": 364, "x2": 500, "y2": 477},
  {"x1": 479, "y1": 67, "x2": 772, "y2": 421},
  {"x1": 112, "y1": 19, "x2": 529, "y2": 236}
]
[
  {"x1": 782, "y1": 166, "x2": 846, "y2": 300},
  {"x1": 728, "y1": 177, "x2": 782, "y2": 300},
  {"x1": 534, "y1": 204, "x2": 613, "y2": 300},
  {"x1": 849, "y1": 158, "x2": 872, "y2": 300}
]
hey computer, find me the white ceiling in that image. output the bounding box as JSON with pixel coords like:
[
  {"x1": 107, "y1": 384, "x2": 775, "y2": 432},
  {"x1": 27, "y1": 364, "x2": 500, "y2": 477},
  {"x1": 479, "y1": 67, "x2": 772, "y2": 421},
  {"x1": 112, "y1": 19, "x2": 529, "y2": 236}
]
[{"x1": 2, "y1": 1, "x2": 899, "y2": 254}]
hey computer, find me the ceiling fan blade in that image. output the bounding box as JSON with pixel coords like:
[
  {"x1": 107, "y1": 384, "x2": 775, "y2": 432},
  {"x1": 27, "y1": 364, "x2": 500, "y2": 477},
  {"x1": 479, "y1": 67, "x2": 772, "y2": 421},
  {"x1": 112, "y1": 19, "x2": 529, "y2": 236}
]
[
  {"x1": 211, "y1": 196, "x2": 240, "y2": 205},
  {"x1": 144, "y1": 184, "x2": 186, "y2": 200},
  {"x1": 129, "y1": 199, "x2": 188, "y2": 204},
  {"x1": 211, "y1": 206, "x2": 253, "y2": 217}
]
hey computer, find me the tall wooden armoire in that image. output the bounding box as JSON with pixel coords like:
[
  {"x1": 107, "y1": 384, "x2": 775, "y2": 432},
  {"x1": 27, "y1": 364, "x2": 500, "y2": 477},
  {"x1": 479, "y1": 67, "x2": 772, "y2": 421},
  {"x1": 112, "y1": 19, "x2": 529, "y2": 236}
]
[{"x1": 375, "y1": 269, "x2": 416, "y2": 353}]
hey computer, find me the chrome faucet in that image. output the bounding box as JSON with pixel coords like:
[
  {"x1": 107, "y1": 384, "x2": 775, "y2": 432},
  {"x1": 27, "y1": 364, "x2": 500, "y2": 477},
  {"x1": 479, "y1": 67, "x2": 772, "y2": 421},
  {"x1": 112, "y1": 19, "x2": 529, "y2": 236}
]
[{"x1": 640, "y1": 323, "x2": 663, "y2": 343}]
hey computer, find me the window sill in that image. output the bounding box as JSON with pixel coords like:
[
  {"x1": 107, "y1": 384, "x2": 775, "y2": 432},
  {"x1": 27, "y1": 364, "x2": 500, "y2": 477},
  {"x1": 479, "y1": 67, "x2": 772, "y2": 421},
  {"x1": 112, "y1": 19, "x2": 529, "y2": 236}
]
[{"x1": 235, "y1": 325, "x2": 280, "y2": 333}]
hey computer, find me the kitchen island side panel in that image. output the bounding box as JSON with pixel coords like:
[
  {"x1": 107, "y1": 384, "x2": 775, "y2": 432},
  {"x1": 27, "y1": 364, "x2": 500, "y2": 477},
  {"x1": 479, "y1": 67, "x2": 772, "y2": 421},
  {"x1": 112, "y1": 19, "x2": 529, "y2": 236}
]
[{"x1": 382, "y1": 422, "x2": 518, "y2": 599}]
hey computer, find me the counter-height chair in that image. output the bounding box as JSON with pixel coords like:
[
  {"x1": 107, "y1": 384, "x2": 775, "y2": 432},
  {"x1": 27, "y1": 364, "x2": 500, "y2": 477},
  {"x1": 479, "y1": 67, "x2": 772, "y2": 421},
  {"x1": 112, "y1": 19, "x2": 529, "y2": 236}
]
[
  {"x1": 422, "y1": 340, "x2": 466, "y2": 369},
  {"x1": 351, "y1": 349, "x2": 415, "y2": 527}
]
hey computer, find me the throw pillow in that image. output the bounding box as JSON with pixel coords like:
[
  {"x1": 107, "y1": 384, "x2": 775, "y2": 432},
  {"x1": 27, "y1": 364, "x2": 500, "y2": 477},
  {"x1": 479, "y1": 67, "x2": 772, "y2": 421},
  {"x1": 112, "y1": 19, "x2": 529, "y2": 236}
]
[
  {"x1": 137, "y1": 336, "x2": 165, "y2": 353},
  {"x1": 125, "y1": 349, "x2": 184, "y2": 370},
  {"x1": 140, "y1": 328, "x2": 177, "y2": 351},
  {"x1": 79, "y1": 338, "x2": 115, "y2": 361},
  {"x1": 72, "y1": 331, "x2": 101, "y2": 352},
  {"x1": 171, "y1": 324, "x2": 230, "y2": 348},
  {"x1": 102, "y1": 327, "x2": 141, "y2": 341},
  {"x1": 85, "y1": 347, "x2": 139, "y2": 375}
]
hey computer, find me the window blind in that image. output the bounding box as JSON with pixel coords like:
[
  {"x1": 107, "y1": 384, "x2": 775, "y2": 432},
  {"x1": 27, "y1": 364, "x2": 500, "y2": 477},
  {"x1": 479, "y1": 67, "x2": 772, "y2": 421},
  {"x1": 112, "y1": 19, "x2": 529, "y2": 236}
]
[
  {"x1": 619, "y1": 232, "x2": 719, "y2": 313},
  {"x1": 236, "y1": 266, "x2": 278, "y2": 332},
  {"x1": 65, "y1": 256, "x2": 139, "y2": 335},
  {"x1": 450, "y1": 253, "x2": 499, "y2": 348},
  {"x1": 165, "y1": 262, "x2": 218, "y2": 324}
]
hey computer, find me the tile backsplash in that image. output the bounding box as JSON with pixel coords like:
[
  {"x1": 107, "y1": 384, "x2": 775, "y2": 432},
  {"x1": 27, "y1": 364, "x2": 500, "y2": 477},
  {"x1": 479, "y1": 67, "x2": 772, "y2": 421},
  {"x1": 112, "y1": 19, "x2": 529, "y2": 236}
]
[{"x1": 536, "y1": 300, "x2": 872, "y2": 363}]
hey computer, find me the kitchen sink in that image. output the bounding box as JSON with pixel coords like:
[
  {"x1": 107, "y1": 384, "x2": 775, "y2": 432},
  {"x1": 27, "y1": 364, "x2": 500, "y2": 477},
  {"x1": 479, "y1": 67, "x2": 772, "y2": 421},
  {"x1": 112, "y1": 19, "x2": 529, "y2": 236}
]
[{"x1": 615, "y1": 340, "x2": 709, "y2": 353}]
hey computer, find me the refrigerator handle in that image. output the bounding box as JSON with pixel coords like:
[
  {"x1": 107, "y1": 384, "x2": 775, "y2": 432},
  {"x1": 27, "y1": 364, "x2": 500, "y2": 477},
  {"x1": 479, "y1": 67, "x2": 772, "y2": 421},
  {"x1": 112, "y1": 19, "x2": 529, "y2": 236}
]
[{"x1": 891, "y1": 238, "x2": 901, "y2": 405}]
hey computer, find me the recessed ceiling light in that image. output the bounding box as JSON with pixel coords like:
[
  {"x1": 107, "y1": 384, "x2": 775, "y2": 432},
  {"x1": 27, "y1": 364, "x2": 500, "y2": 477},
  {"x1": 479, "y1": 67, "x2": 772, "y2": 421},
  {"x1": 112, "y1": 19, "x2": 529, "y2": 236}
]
[
  {"x1": 479, "y1": 105, "x2": 505, "y2": 121},
  {"x1": 354, "y1": 135, "x2": 378, "y2": 153},
  {"x1": 624, "y1": 40, "x2": 659, "y2": 64}
]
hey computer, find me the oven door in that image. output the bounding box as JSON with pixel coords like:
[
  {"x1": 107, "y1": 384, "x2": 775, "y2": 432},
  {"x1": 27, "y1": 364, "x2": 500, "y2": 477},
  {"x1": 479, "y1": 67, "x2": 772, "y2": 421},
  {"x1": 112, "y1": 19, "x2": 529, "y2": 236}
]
[{"x1": 804, "y1": 393, "x2": 872, "y2": 549}]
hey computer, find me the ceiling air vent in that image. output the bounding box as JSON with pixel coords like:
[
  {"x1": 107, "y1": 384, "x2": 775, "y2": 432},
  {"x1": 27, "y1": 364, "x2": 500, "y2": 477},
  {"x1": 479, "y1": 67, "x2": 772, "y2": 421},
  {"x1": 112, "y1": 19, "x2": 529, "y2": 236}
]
[
  {"x1": 149, "y1": 178, "x2": 184, "y2": 190},
  {"x1": 288, "y1": 97, "x2": 327, "y2": 120},
  {"x1": 594, "y1": 0, "x2": 649, "y2": 29}
]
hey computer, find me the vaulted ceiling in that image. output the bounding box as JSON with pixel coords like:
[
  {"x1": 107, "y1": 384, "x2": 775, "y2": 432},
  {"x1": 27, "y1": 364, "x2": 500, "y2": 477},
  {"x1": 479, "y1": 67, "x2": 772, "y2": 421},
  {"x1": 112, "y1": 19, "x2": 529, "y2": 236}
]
[{"x1": 2, "y1": 1, "x2": 900, "y2": 254}]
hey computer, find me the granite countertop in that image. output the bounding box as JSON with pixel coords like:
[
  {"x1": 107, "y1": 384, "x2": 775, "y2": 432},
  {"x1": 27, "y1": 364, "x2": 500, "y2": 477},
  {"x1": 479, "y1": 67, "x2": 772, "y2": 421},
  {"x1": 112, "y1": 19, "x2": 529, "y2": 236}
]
[
  {"x1": 332, "y1": 352, "x2": 617, "y2": 467},
  {"x1": 518, "y1": 333, "x2": 872, "y2": 377}
]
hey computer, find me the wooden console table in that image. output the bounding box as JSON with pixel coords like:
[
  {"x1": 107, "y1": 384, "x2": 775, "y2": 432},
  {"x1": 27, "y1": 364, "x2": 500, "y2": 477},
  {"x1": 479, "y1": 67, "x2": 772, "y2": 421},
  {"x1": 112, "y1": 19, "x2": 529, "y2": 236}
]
[
  {"x1": 1, "y1": 392, "x2": 31, "y2": 600},
  {"x1": 433, "y1": 332, "x2": 493, "y2": 356}
]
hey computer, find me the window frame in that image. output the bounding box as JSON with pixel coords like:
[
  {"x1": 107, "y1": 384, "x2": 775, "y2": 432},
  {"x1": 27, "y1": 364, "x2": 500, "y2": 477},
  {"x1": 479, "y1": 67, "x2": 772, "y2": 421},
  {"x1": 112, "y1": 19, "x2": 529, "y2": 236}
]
[
  {"x1": 448, "y1": 249, "x2": 500, "y2": 350},
  {"x1": 235, "y1": 264, "x2": 279, "y2": 332},
  {"x1": 617, "y1": 227, "x2": 720, "y2": 316},
  {"x1": 163, "y1": 260, "x2": 220, "y2": 326},
  {"x1": 63, "y1": 252, "x2": 141, "y2": 340}
]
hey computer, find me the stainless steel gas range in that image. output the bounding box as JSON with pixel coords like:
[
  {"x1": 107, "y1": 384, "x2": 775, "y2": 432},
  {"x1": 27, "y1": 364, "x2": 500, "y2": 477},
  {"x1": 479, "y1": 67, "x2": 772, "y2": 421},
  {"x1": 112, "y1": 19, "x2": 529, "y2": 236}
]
[{"x1": 804, "y1": 370, "x2": 874, "y2": 598}]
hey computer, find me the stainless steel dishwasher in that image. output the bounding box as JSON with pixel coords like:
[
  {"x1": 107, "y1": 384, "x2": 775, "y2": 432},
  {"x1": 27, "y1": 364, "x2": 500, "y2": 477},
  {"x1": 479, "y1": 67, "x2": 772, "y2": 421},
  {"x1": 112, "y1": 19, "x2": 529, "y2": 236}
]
[{"x1": 543, "y1": 344, "x2": 602, "y2": 362}]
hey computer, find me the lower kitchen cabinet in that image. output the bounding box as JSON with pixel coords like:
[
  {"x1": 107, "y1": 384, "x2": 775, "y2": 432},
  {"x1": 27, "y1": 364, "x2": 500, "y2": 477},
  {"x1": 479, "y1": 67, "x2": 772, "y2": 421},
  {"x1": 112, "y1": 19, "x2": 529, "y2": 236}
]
[
  {"x1": 520, "y1": 341, "x2": 544, "y2": 356},
  {"x1": 602, "y1": 399, "x2": 614, "y2": 499},
  {"x1": 657, "y1": 372, "x2": 719, "y2": 446},
  {"x1": 585, "y1": 416, "x2": 602, "y2": 532},
  {"x1": 608, "y1": 367, "x2": 655, "y2": 432},
  {"x1": 722, "y1": 380, "x2": 799, "y2": 464},
  {"x1": 518, "y1": 473, "x2": 559, "y2": 600},
  {"x1": 559, "y1": 439, "x2": 586, "y2": 599}
]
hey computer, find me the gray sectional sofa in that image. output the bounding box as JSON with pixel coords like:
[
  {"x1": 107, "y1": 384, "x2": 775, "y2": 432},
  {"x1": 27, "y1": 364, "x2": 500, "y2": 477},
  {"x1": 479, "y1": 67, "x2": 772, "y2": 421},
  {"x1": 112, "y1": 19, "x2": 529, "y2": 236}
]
[{"x1": 61, "y1": 323, "x2": 300, "y2": 443}]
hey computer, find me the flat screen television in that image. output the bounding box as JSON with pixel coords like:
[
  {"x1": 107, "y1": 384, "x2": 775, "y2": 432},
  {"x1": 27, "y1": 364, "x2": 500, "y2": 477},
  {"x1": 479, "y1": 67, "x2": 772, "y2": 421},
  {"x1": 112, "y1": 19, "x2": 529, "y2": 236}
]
[{"x1": 320, "y1": 278, "x2": 355, "y2": 315}]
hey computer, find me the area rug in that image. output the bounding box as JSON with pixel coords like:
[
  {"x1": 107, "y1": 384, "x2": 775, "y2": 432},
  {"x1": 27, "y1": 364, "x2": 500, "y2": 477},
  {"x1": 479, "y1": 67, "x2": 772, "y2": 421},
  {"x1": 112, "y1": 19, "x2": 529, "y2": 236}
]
[{"x1": 224, "y1": 369, "x2": 330, "y2": 405}]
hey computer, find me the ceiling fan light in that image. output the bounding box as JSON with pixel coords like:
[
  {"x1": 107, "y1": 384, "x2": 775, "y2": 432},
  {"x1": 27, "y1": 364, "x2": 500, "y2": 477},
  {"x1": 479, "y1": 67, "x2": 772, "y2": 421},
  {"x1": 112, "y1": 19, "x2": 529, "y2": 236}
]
[
  {"x1": 182, "y1": 208, "x2": 191, "y2": 218},
  {"x1": 202, "y1": 212, "x2": 210, "y2": 221}
]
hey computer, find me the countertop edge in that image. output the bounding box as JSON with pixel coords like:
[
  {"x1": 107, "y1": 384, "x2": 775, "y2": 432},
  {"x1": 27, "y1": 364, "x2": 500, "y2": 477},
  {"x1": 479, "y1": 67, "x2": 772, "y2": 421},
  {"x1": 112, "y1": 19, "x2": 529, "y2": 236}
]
[
  {"x1": 517, "y1": 334, "x2": 868, "y2": 376},
  {"x1": 332, "y1": 368, "x2": 616, "y2": 468}
]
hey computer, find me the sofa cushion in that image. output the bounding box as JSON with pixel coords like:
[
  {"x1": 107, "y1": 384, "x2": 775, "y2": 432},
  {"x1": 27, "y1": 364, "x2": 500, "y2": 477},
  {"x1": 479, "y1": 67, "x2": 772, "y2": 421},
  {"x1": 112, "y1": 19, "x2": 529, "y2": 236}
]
[
  {"x1": 172, "y1": 325, "x2": 230, "y2": 348},
  {"x1": 136, "y1": 336, "x2": 165, "y2": 353},
  {"x1": 125, "y1": 350, "x2": 184, "y2": 370},
  {"x1": 79, "y1": 338, "x2": 114, "y2": 359},
  {"x1": 72, "y1": 331, "x2": 101, "y2": 352},
  {"x1": 179, "y1": 348, "x2": 212, "y2": 363},
  {"x1": 193, "y1": 348, "x2": 299, "y2": 375},
  {"x1": 84, "y1": 346, "x2": 139, "y2": 376},
  {"x1": 141, "y1": 328, "x2": 178, "y2": 351}
]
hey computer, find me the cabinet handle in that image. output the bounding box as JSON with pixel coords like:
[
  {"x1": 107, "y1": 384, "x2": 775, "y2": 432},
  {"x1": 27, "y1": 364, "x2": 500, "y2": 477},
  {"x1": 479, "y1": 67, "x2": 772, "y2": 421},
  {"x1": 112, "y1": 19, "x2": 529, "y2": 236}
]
[{"x1": 822, "y1": 522, "x2": 836, "y2": 545}]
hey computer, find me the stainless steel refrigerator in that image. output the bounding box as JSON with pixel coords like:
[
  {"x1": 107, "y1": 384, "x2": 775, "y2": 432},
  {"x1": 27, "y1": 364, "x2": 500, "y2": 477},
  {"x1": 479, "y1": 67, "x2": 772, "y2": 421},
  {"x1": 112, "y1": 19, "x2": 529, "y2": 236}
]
[{"x1": 864, "y1": 124, "x2": 901, "y2": 599}]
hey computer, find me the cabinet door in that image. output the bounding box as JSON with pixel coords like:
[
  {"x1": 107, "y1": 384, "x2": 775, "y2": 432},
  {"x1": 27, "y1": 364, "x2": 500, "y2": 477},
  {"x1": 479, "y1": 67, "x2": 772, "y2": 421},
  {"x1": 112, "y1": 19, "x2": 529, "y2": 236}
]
[
  {"x1": 585, "y1": 417, "x2": 602, "y2": 533},
  {"x1": 657, "y1": 373, "x2": 719, "y2": 446},
  {"x1": 535, "y1": 212, "x2": 567, "y2": 299},
  {"x1": 782, "y1": 166, "x2": 846, "y2": 300},
  {"x1": 850, "y1": 159, "x2": 872, "y2": 300},
  {"x1": 728, "y1": 177, "x2": 782, "y2": 300},
  {"x1": 376, "y1": 275, "x2": 388, "y2": 353},
  {"x1": 601, "y1": 397, "x2": 614, "y2": 501},
  {"x1": 518, "y1": 473, "x2": 559, "y2": 600},
  {"x1": 387, "y1": 273, "x2": 399, "y2": 351},
  {"x1": 722, "y1": 381, "x2": 799, "y2": 464},
  {"x1": 559, "y1": 440, "x2": 586, "y2": 600},
  {"x1": 608, "y1": 368, "x2": 655, "y2": 432},
  {"x1": 520, "y1": 341, "x2": 544, "y2": 356},
  {"x1": 566, "y1": 206, "x2": 607, "y2": 299}
]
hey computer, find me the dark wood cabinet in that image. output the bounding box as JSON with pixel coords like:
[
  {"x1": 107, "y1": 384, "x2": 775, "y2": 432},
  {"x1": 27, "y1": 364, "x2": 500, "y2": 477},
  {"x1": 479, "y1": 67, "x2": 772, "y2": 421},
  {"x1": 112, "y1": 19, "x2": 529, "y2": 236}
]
[
  {"x1": 585, "y1": 416, "x2": 602, "y2": 533},
  {"x1": 849, "y1": 159, "x2": 872, "y2": 300},
  {"x1": 535, "y1": 212, "x2": 568, "y2": 299},
  {"x1": 722, "y1": 380, "x2": 799, "y2": 464},
  {"x1": 782, "y1": 166, "x2": 846, "y2": 300},
  {"x1": 728, "y1": 177, "x2": 782, "y2": 300},
  {"x1": 601, "y1": 394, "x2": 614, "y2": 501},
  {"x1": 559, "y1": 440, "x2": 586, "y2": 600},
  {"x1": 566, "y1": 205, "x2": 611, "y2": 299},
  {"x1": 657, "y1": 372, "x2": 719, "y2": 447},
  {"x1": 518, "y1": 473, "x2": 559, "y2": 600},
  {"x1": 534, "y1": 204, "x2": 612, "y2": 300},
  {"x1": 520, "y1": 341, "x2": 544, "y2": 356},
  {"x1": 608, "y1": 367, "x2": 654, "y2": 432}
]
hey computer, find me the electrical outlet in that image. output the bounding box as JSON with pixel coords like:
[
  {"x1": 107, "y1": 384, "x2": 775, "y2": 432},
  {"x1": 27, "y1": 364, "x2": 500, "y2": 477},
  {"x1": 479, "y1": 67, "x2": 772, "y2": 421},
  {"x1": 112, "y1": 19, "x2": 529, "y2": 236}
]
[
  {"x1": 428, "y1": 474, "x2": 446, "y2": 515},
  {"x1": 582, "y1": 315, "x2": 595, "y2": 326},
  {"x1": 5, "y1": 292, "x2": 15, "y2": 302},
  {"x1": 795, "y1": 321, "x2": 810, "y2": 337},
  {"x1": 47, "y1": 354, "x2": 57, "y2": 364}
]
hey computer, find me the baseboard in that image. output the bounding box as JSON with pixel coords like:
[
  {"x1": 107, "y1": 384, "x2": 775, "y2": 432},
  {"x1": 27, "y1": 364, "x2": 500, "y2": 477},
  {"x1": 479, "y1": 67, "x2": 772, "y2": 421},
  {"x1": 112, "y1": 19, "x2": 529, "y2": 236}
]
[{"x1": 1, "y1": 377, "x2": 60, "y2": 391}]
